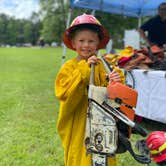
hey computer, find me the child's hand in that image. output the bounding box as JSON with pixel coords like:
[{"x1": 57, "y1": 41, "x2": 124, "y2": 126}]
[
  {"x1": 87, "y1": 55, "x2": 98, "y2": 66},
  {"x1": 108, "y1": 70, "x2": 121, "y2": 83}
]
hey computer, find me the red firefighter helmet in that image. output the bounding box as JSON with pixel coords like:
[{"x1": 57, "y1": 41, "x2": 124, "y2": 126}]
[
  {"x1": 146, "y1": 131, "x2": 166, "y2": 163},
  {"x1": 63, "y1": 13, "x2": 110, "y2": 50}
]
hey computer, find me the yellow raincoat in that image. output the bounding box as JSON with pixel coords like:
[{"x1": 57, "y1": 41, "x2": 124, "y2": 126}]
[{"x1": 55, "y1": 58, "x2": 125, "y2": 166}]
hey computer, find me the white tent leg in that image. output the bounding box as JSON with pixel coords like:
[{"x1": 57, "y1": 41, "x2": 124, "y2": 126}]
[
  {"x1": 91, "y1": 10, "x2": 96, "y2": 15},
  {"x1": 61, "y1": 8, "x2": 72, "y2": 65},
  {"x1": 138, "y1": 17, "x2": 141, "y2": 28},
  {"x1": 138, "y1": 17, "x2": 142, "y2": 48}
]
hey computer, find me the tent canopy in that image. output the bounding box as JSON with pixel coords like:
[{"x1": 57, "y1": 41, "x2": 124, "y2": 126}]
[{"x1": 70, "y1": 0, "x2": 166, "y2": 18}]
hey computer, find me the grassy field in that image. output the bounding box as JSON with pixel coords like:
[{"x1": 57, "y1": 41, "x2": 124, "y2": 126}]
[{"x1": 0, "y1": 47, "x2": 165, "y2": 166}]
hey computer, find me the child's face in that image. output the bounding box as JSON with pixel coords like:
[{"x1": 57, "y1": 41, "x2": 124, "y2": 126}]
[{"x1": 71, "y1": 29, "x2": 100, "y2": 60}]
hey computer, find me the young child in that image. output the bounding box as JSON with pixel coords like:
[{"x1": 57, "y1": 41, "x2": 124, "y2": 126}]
[
  {"x1": 146, "y1": 131, "x2": 166, "y2": 166},
  {"x1": 55, "y1": 14, "x2": 125, "y2": 166}
]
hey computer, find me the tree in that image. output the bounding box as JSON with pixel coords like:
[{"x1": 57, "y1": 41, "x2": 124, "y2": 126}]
[
  {"x1": 30, "y1": 12, "x2": 43, "y2": 45},
  {"x1": 0, "y1": 14, "x2": 9, "y2": 45},
  {"x1": 5, "y1": 18, "x2": 18, "y2": 45},
  {"x1": 23, "y1": 21, "x2": 33, "y2": 43},
  {"x1": 39, "y1": 0, "x2": 68, "y2": 44},
  {"x1": 0, "y1": 13, "x2": 42, "y2": 46}
]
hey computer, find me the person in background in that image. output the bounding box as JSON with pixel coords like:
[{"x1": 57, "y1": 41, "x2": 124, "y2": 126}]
[
  {"x1": 39, "y1": 37, "x2": 45, "y2": 47},
  {"x1": 146, "y1": 131, "x2": 166, "y2": 166},
  {"x1": 55, "y1": 14, "x2": 125, "y2": 166},
  {"x1": 138, "y1": 2, "x2": 166, "y2": 48}
]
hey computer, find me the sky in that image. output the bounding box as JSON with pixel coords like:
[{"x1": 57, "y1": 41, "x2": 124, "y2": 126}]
[{"x1": 0, "y1": 0, "x2": 40, "y2": 19}]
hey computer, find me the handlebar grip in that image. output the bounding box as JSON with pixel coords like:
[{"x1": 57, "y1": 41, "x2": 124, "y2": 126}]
[{"x1": 133, "y1": 123, "x2": 147, "y2": 137}]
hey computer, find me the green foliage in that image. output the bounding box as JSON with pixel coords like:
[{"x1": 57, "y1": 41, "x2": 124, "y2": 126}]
[
  {"x1": 39, "y1": 0, "x2": 68, "y2": 44},
  {"x1": 5, "y1": 18, "x2": 17, "y2": 44},
  {"x1": 0, "y1": 14, "x2": 41, "y2": 46},
  {"x1": 41, "y1": 14, "x2": 62, "y2": 43},
  {"x1": 23, "y1": 21, "x2": 33, "y2": 43},
  {"x1": 0, "y1": 14, "x2": 9, "y2": 44}
]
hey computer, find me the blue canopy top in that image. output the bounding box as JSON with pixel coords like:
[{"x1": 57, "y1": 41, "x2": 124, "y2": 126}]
[{"x1": 70, "y1": 0, "x2": 166, "y2": 18}]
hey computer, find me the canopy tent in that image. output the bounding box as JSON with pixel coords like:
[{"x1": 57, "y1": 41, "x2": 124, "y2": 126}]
[
  {"x1": 61, "y1": 0, "x2": 166, "y2": 64},
  {"x1": 70, "y1": 0, "x2": 166, "y2": 18}
]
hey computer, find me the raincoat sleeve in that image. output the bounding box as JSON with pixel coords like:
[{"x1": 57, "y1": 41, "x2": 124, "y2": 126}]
[
  {"x1": 113, "y1": 66, "x2": 126, "y2": 84},
  {"x1": 55, "y1": 59, "x2": 90, "y2": 101}
]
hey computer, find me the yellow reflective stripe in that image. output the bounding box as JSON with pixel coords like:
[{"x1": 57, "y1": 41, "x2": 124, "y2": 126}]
[{"x1": 150, "y1": 142, "x2": 166, "y2": 155}]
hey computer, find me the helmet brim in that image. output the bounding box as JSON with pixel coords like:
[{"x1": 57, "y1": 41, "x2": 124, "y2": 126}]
[
  {"x1": 63, "y1": 23, "x2": 110, "y2": 50},
  {"x1": 153, "y1": 153, "x2": 166, "y2": 163}
]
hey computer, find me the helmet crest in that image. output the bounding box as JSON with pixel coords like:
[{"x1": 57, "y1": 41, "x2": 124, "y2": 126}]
[{"x1": 70, "y1": 14, "x2": 101, "y2": 27}]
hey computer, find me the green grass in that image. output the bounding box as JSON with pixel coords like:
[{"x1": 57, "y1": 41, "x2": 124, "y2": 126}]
[
  {"x1": 0, "y1": 47, "x2": 165, "y2": 166},
  {"x1": 0, "y1": 47, "x2": 75, "y2": 166}
]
